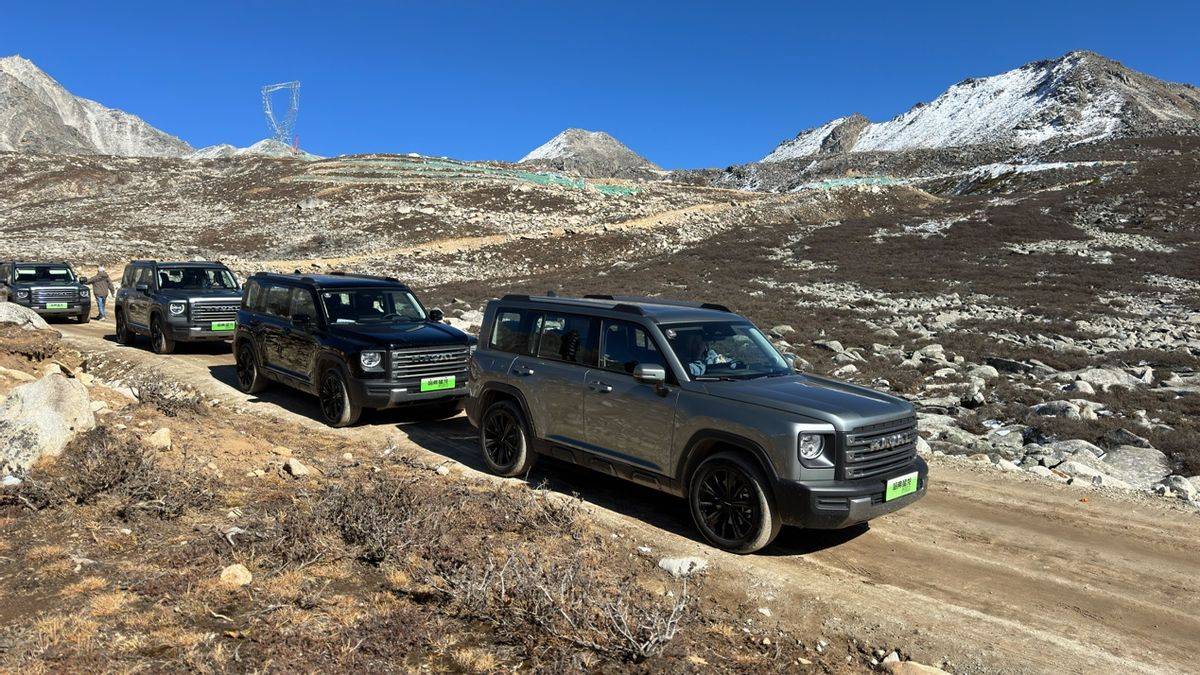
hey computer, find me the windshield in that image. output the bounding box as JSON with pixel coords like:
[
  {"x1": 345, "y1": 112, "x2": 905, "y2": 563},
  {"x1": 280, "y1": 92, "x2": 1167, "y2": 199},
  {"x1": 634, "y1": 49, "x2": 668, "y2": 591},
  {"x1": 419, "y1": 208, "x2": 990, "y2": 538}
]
[
  {"x1": 663, "y1": 321, "x2": 791, "y2": 380},
  {"x1": 320, "y1": 288, "x2": 426, "y2": 325},
  {"x1": 14, "y1": 265, "x2": 75, "y2": 283},
  {"x1": 158, "y1": 267, "x2": 238, "y2": 291}
]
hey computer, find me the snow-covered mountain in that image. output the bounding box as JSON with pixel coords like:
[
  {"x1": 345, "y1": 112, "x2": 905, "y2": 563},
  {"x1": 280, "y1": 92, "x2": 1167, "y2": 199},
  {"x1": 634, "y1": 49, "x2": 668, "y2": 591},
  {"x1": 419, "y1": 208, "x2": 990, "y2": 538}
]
[
  {"x1": 0, "y1": 55, "x2": 191, "y2": 157},
  {"x1": 519, "y1": 128, "x2": 659, "y2": 178},
  {"x1": 187, "y1": 139, "x2": 321, "y2": 161},
  {"x1": 764, "y1": 51, "x2": 1200, "y2": 162}
]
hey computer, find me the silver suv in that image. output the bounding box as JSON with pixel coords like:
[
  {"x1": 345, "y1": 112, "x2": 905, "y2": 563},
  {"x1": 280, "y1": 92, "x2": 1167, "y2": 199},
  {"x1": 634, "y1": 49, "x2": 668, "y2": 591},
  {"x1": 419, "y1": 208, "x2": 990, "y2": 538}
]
[{"x1": 467, "y1": 294, "x2": 927, "y2": 553}]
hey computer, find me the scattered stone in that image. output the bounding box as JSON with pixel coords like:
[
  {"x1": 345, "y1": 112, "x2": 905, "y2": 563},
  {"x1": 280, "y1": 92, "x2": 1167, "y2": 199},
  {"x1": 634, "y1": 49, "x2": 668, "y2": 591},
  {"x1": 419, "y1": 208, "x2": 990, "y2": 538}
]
[
  {"x1": 219, "y1": 563, "x2": 253, "y2": 587},
  {"x1": 832, "y1": 364, "x2": 859, "y2": 378},
  {"x1": 770, "y1": 325, "x2": 795, "y2": 338},
  {"x1": 814, "y1": 339, "x2": 845, "y2": 353},
  {"x1": 1159, "y1": 476, "x2": 1197, "y2": 501},
  {"x1": 1101, "y1": 445, "x2": 1171, "y2": 488},
  {"x1": 284, "y1": 458, "x2": 310, "y2": 478},
  {"x1": 966, "y1": 364, "x2": 999, "y2": 380},
  {"x1": 1069, "y1": 367, "x2": 1145, "y2": 392},
  {"x1": 145, "y1": 427, "x2": 172, "y2": 451},
  {"x1": 658, "y1": 557, "x2": 708, "y2": 578},
  {"x1": 1100, "y1": 428, "x2": 1152, "y2": 449},
  {"x1": 435, "y1": 464, "x2": 451, "y2": 476},
  {"x1": 271, "y1": 445, "x2": 293, "y2": 457}
]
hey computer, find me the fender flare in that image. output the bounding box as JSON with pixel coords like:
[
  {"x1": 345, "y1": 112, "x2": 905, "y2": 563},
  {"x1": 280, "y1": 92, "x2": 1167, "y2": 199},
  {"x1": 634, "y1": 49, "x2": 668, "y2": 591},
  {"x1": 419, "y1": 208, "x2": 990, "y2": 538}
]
[
  {"x1": 677, "y1": 429, "x2": 780, "y2": 489},
  {"x1": 477, "y1": 382, "x2": 538, "y2": 437}
]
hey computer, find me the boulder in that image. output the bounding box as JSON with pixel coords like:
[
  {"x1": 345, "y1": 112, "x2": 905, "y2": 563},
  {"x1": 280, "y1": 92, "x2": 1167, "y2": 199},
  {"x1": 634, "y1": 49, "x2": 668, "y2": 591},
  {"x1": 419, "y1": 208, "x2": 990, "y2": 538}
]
[
  {"x1": 145, "y1": 427, "x2": 172, "y2": 451},
  {"x1": 1070, "y1": 367, "x2": 1146, "y2": 392},
  {"x1": 0, "y1": 374, "x2": 95, "y2": 470},
  {"x1": 1101, "y1": 445, "x2": 1171, "y2": 488},
  {"x1": 966, "y1": 364, "x2": 1000, "y2": 380},
  {"x1": 1100, "y1": 428, "x2": 1152, "y2": 449},
  {"x1": 0, "y1": 302, "x2": 50, "y2": 331},
  {"x1": 1030, "y1": 400, "x2": 1082, "y2": 420},
  {"x1": 219, "y1": 563, "x2": 253, "y2": 587},
  {"x1": 1159, "y1": 475, "x2": 1197, "y2": 501}
]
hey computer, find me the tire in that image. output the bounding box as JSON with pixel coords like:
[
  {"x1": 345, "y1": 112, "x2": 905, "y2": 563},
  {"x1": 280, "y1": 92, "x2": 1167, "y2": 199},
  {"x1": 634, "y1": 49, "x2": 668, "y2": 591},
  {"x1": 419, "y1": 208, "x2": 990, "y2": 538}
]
[
  {"x1": 479, "y1": 399, "x2": 537, "y2": 477},
  {"x1": 318, "y1": 366, "x2": 361, "y2": 427},
  {"x1": 688, "y1": 451, "x2": 782, "y2": 554},
  {"x1": 150, "y1": 314, "x2": 175, "y2": 354},
  {"x1": 235, "y1": 341, "x2": 269, "y2": 394},
  {"x1": 420, "y1": 398, "x2": 464, "y2": 421},
  {"x1": 115, "y1": 311, "x2": 134, "y2": 345},
  {"x1": 76, "y1": 311, "x2": 90, "y2": 324}
]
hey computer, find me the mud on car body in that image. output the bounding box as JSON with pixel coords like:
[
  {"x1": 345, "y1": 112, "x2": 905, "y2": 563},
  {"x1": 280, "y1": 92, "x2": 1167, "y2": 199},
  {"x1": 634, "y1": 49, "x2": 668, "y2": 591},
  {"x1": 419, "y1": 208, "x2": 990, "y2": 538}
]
[
  {"x1": 233, "y1": 272, "x2": 474, "y2": 427},
  {"x1": 0, "y1": 260, "x2": 91, "y2": 323},
  {"x1": 467, "y1": 294, "x2": 927, "y2": 553},
  {"x1": 114, "y1": 260, "x2": 242, "y2": 353}
]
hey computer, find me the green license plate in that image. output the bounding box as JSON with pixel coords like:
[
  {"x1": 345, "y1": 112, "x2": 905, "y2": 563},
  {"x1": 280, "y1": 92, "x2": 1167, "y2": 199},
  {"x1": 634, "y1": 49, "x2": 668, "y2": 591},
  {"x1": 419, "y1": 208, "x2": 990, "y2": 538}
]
[
  {"x1": 420, "y1": 375, "x2": 456, "y2": 392},
  {"x1": 885, "y1": 472, "x2": 919, "y2": 501},
  {"x1": 45, "y1": 302, "x2": 69, "y2": 309},
  {"x1": 211, "y1": 321, "x2": 236, "y2": 331}
]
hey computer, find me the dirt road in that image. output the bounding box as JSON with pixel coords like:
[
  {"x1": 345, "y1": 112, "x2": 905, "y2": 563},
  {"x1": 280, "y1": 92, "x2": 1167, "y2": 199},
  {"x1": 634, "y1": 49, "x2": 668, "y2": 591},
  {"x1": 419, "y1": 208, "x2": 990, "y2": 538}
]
[{"x1": 57, "y1": 318, "x2": 1200, "y2": 674}]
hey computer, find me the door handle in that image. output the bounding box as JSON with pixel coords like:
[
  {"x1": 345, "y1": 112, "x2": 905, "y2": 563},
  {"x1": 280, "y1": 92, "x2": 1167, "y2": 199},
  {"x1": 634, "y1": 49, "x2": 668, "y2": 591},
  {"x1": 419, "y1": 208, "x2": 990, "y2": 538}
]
[
  {"x1": 590, "y1": 381, "x2": 613, "y2": 393},
  {"x1": 512, "y1": 366, "x2": 535, "y2": 377}
]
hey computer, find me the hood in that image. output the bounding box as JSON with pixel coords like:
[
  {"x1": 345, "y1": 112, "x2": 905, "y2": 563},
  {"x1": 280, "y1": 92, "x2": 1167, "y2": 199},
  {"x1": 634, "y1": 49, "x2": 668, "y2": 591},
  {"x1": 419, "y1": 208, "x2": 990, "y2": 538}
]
[
  {"x1": 700, "y1": 373, "x2": 913, "y2": 431},
  {"x1": 327, "y1": 320, "x2": 473, "y2": 349},
  {"x1": 158, "y1": 289, "x2": 243, "y2": 302}
]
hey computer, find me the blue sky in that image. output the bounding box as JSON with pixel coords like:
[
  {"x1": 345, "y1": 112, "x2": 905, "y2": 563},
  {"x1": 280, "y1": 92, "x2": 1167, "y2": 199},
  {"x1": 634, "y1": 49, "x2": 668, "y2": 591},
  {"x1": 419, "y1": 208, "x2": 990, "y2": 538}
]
[{"x1": 3, "y1": 1, "x2": 1198, "y2": 167}]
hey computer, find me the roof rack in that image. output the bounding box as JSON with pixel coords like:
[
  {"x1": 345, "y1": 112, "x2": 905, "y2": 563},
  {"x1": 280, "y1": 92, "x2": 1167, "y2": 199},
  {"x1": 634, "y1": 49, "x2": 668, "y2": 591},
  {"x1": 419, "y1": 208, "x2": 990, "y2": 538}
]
[
  {"x1": 328, "y1": 271, "x2": 402, "y2": 283},
  {"x1": 584, "y1": 294, "x2": 732, "y2": 313}
]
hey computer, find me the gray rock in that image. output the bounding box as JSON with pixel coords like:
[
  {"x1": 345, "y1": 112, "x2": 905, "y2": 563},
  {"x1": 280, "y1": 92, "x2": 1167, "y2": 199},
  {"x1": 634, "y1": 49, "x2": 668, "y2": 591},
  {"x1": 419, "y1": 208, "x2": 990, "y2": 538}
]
[
  {"x1": 0, "y1": 374, "x2": 95, "y2": 470},
  {"x1": 1159, "y1": 475, "x2": 1197, "y2": 501},
  {"x1": 0, "y1": 302, "x2": 50, "y2": 331},
  {"x1": 145, "y1": 427, "x2": 172, "y2": 451},
  {"x1": 770, "y1": 324, "x2": 795, "y2": 337},
  {"x1": 814, "y1": 339, "x2": 845, "y2": 353},
  {"x1": 1063, "y1": 380, "x2": 1095, "y2": 395},
  {"x1": 658, "y1": 556, "x2": 709, "y2": 578},
  {"x1": 1100, "y1": 428, "x2": 1152, "y2": 449},
  {"x1": 832, "y1": 364, "x2": 859, "y2": 378},
  {"x1": 966, "y1": 364, "x2": 1000, "y2": 380},
  {"x1": 284, "y1": 458, "x2": 310, "y2": 477},
  {"x1": 1030, "y1": 400, "x2": 1082, "y2": 420},
  {"x1": 1070, "y1": 367, "x2": 1146, "y2": 391},
  {"x1": 1101, "y1": 445, "x2": 1171, "y2": 488}
]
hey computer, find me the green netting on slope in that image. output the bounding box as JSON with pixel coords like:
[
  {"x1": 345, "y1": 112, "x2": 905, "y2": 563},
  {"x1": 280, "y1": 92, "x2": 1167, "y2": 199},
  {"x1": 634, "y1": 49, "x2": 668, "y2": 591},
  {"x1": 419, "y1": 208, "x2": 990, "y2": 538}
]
[{"x1": 794, "y1": 176, "x2": 905, "y2": 190}]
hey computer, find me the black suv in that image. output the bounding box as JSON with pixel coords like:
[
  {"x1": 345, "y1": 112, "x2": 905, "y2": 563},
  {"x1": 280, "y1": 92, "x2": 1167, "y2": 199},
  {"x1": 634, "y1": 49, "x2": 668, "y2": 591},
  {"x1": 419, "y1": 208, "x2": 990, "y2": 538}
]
[
  {"x1": 234, "y1": 272, "x2": 474, "y2": 426},
  {"x1": 115, "y1": 260, "x2": 242, "y2": 353},
  {"x1": 0, "y1": 261, "x2": 91, "y2": 323}
]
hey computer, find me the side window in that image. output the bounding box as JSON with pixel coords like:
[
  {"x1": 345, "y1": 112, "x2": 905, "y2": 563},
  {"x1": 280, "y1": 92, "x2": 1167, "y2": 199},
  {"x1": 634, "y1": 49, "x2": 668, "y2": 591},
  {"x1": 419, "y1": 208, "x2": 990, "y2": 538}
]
[
  {"x1": 264, "y1": 284, "x2": 292, "y2": 318},
  {"x1": 244, "y1": 281, "x2": 265, "y2": 312},
  {"x1": 489, "y1": 308, "x2": 541, "y2": 355},
  {"x1": 134, "y1": 267, "x2": 153, "y2": 288},
  {"x1": 600, "y1": 321, "x2": 668, "y2": 375},
  {"x1": 535, "y1": 313, "x2": 598, "y2": 366},
  {"x1": 289, "y1": 288, "x2": 317, "y2": 319},
  {"x1": 121, "y1": 267, "x2": 133, "y2": 285}
]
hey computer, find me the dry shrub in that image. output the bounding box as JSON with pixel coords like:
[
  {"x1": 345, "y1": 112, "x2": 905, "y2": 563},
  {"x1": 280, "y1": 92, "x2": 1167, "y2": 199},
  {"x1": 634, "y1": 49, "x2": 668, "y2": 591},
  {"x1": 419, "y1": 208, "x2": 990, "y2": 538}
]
[
  {"x1": 132, "y1": 377, "x2": 204, "y2": 418},
  {"x1": 320, "y1": 473, "x2": 459, "y2": 565},
  {"x1": 447, "y1": 547, "x2": 691, "y2": 667},
  {"x1": 6, "y1": 427, "x2": 211, "y2": 519}
]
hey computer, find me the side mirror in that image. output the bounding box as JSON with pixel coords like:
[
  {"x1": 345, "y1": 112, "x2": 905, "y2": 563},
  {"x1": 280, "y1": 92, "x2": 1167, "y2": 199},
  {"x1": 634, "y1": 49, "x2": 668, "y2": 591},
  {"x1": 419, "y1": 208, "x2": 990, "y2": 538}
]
[
  {"x1": 79, "y1": 276, "x2": 89, "y2": 284},
  {"x1": 633, "y1": 363, "x2": 667, "y2": 385},
  {"x1": 784, "y1": 354, "x2": 798, "y2": 371},
  {"x1": 428, "y1": 308, "x2": 444, "y2": 322},
  {"x1": 135, "y1": 282, "x2": 149, "y2": 293},
  {"x1": 292, "y1": 313, "x2": 313, "y2": 328}
]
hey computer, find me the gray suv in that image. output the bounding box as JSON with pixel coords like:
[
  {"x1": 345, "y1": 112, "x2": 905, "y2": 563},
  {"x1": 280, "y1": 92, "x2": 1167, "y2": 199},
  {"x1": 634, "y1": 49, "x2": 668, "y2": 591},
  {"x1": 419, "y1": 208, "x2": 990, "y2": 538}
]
[
  {"x1": 0, "y1": 261, "x2": 91, "y2": 323},
  {"x1": 115, "y1": 260, "x2": 242, "y2": 354},
  {"x1": 467, "y1": 295, "x2": 927, "y2": 553}
]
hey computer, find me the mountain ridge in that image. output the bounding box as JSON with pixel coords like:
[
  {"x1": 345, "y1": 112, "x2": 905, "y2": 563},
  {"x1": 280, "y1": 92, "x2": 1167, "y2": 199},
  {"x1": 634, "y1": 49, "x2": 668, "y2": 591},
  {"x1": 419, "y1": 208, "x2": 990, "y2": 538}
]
[
  {"x1": 0, "y1": 55, "x2": 191, "y2": 157},
  {"x1": 763, "y1": 50, "x2": 1200, "y2": 162}
]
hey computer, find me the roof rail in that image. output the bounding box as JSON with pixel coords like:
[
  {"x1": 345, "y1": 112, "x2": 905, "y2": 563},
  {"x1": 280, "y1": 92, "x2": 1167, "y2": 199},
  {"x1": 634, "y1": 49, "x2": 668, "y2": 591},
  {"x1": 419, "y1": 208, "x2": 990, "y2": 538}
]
[
  {"x1": 584, "y1": 294, "x2": 732, "y2": 313},
  {"x1": 500, "y1": 294, "x2": 531, "y2": 302},
  {"x1": 612, "y1": 303, "x2": 645, "y2": 315},
  {"x1": 328, "y1": 271, "x2": 402, "y2": 283}
]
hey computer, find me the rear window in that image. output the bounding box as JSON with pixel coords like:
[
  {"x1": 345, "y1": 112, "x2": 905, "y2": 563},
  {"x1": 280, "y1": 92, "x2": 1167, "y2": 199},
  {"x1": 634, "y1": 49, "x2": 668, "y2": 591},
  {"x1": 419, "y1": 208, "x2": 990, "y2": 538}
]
[
  {"x1": 535, "y1": 313, "x2": 598, "y2": 366},
  {"x1": 489, "y1": 308, "x2": 540, "y2": 355},
  {"x1": 264, "y1": 285, "x2": 293, "y2": 318}
]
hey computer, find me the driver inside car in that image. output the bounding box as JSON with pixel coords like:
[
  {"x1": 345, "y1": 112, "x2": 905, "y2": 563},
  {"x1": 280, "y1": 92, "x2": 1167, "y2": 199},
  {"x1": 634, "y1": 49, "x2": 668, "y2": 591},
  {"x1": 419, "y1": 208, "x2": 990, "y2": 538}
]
[{"x1": 679, "y1": 331, "x2": 728, "y2": 376}]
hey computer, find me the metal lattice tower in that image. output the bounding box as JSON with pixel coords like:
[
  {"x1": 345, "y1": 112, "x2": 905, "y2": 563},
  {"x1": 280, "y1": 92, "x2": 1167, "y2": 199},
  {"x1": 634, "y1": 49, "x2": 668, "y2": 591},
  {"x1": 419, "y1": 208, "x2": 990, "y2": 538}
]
[{"x1": 261, "y1": 81, "x2": 300, "y2": 145}]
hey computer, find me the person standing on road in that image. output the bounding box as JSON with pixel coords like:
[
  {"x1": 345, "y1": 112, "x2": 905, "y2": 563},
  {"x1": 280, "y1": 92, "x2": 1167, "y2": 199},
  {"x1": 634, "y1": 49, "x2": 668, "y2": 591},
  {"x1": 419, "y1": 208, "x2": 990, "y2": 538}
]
[{"x1": 91, "y1": 266, "x2": 114, "y2": 320}]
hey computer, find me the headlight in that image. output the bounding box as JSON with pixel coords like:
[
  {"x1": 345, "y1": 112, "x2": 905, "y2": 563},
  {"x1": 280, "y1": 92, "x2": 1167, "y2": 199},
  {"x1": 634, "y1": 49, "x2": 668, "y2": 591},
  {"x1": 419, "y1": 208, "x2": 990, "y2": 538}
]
[
  {"x1": 469, "y1": 343, "x2": 478, "y2": 356},
  {"x1": 168, "y1": 301, "x2": 187, "y2": 316},
  {"x1": 360, "y1": 351, "x2": 383, "y2": 370},
  {"x1": 79, "y1": 288, "x2": 90, "y2": 297},
  {"x1": 15, "y1": 289, "x2": 29, "y2": 299},
  {"x1": 798, "y1": 433, "x2": 825, "y2": 460}
]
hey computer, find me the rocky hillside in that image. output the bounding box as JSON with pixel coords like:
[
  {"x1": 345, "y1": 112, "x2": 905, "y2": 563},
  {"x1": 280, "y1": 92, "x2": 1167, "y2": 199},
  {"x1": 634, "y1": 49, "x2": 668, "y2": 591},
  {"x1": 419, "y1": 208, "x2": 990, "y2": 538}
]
[
  {"x1": 519, "y1": 128, "x2": 660, "y2": 178},
  {"x1": 0, "y1": 55, "x2": 191, "y2": 157},
  {"x1": 764, "y1": 51, "x2": 1200, "y2": 161}
]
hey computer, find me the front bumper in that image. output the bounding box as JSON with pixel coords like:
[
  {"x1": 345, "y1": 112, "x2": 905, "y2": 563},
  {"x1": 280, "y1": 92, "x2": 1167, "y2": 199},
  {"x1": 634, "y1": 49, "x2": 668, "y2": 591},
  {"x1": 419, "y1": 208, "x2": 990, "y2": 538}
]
[
  {"x1": 24, "y1": 301, "x2": 89, "y2": 317},
  {"x1": 773, "y1": 456, "x2": 928, "y2": 529},
  {"x1": 346, "y1": 371, "x2": 469, "y2": 410},
  {"x1": 170, "y1": 323, "x2": 237, "y2": 342}
]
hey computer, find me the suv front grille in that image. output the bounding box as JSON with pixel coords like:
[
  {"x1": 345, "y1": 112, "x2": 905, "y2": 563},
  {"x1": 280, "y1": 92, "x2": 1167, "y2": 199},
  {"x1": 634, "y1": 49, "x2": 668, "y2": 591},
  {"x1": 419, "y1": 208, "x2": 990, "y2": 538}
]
[
  {"x1": 192, "y1": 302, "x2": 239, "y2": 323},
  {"x1": 34, "y1": 288, "x2": 77, "y2": 302},
  {"x1": 390, "y1": 346, "x2": 470, "y2": 380},
  {"x1": 842, "y1": 415, "x2": 918, "y2": 480}
]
